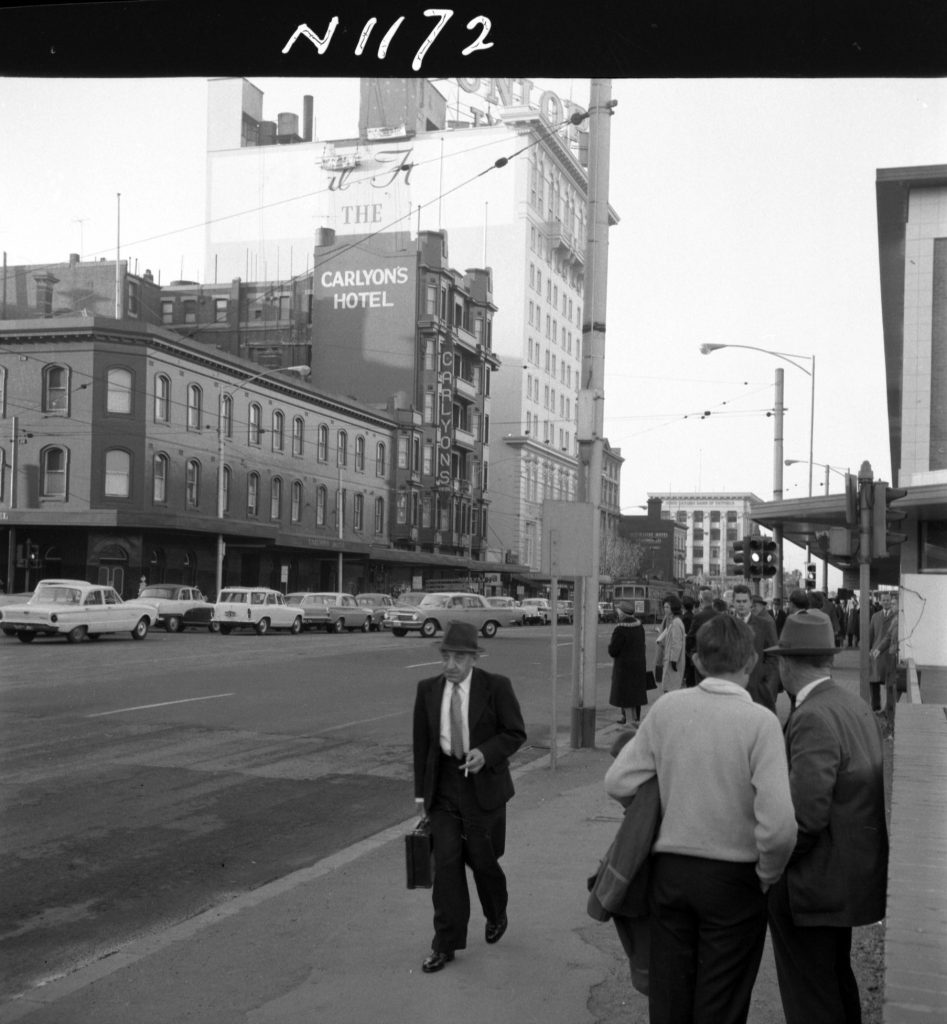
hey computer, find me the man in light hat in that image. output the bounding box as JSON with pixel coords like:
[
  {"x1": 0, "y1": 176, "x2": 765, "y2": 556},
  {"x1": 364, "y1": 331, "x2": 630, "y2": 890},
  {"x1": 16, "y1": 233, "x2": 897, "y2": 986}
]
[
  {"x1": 412, "y1": 620, "x2": 526, "y2": 973},
  {"x1": 765, "y1": 610, "x2": 889, "y2": 1024}
]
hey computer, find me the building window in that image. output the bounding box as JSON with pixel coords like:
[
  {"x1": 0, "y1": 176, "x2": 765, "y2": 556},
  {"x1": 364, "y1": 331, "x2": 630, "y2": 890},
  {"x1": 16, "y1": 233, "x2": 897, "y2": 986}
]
[
  {"x1": 104, "y1": 449, "x2": 130, "y2": 498},
  {"x1": 337, "y1": 430, "x2": 348, "y2": 467},
  {"x1": 292, "y1": 416, "x2": 304, "y2": 456},
  {"x1": 107, "y1": 368, "x2": 133, "y2": 414},
  {"x1": 397, "y1": 435, "x2": 409, "y2": 470},
  {"x1": 247, "y1": 473, "x2": 259, "y2": 516},
  {"x1": 42, "y1": 365, "x2": 70, "y2": 415},
  {"x1": 376, "y1": 442, "x2": 387, "y2": 477},
  {"x1": 291, "y1": 480, "x2": 302, "y2": 523},
  {"x1": 422, "y1": 493, "x2": 433, "y2": 527},
  {"x1": 374, "y1": 496, "x2": 385, "y2": 534},
  {"x1": 354, "y1": 492, "x2": 364, "y2": 531},
  {"x1": 40, "y1": 446, "x2": 67, "y2": 498},
  {"x1": 317, "y1": 424, "x2": 329, "y2": 462},
  {"x1": 423, "y1": 442, "x2": 434, "y2": 476},
  {"x1": 185, "y1": 459, "x2": 201, "y2": 508},
  {"x1": 0, "y1": 448, "x2": 5, "y2": 501},
  {"x1": 270, "y1": 477, "x2": 282, "y2": 520},
  {"x1": 397, "y1": 490, "x2": 407, "y2": 524},
  {"x1": 161, "y1": 300, "x2": 174, "y2": 324},
  {"x1": 153, "y1": 453, "x2": 168, "y2": 504},
  {"x1": 154, "y1": 374, "x2": 171, "y2": 423},
  {"x1": 183, "y1": 300, "x2": 196, "y2": 324},
  {"x1": 221, "y1": 394, "x2": 233, "y2": 439},
  {"x1": 126, "y1": 280, "x2": 140, "y2": 318},
  {"x1": 316, "y1": 485, "x2": 327, "y2": 526},
  {"x1": 186, "y1": 383, "x2": 202, "y2": 431},
  {"x1": 271, "y1": 410, "x2": 284, "y2": 452},
  {"x1": 248, "y1": 403, "x2": 262, "y2": 445},
  {"x1": 215, "y1": 298, "x2": 228, "y2": 323},
  {"x1": 425, "y1": 282, "x2": 437, "y2": 315},
  {"x1": 355, "y1": 435, "x2": 365, "y2": 472},
  {"x1": 222, "y1": 465, "x2": 231, "y2": 514},
  {"x1": 424, "y1": 391, "x2": 435, "y2": 424}
]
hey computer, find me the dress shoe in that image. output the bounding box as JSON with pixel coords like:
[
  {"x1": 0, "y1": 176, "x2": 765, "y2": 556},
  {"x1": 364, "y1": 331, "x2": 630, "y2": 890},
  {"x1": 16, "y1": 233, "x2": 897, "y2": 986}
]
[
  {"x1": 421, "y1": 951, "x2": 454, "y2": 973},
  {"x1": 485, "y1": 913, "x2": 508, "y2": 945}
]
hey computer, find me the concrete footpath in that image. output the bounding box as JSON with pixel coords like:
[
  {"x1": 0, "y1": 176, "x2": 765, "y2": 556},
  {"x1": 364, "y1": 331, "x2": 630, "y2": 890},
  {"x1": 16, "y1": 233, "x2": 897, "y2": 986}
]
[{"x1": 1, "y1": 657, "x2": 871, "y2": 1024}]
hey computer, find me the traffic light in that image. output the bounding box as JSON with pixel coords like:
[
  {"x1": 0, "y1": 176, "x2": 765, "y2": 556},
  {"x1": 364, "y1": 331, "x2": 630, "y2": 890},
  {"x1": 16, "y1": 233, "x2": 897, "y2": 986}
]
[
  {"x1": 747, "y1": 536, "x2": 764, "y2": 579},
  {"x1": 732, "y1": 537, "x2": 748, "y2": 578},
  {"x1": 805, "y1": 563, "x2": 817, "y2": 589},
  {"x1": 871, "y1": 482, "x2": 908, "y2": 558},
  {"x1": 761, "y1": 538, "x2": 778, "y2": 577},
  {"x1": 844, "y1": 472, "x2": 859, "y2": 528},
  {"x1": 27, "y1": 543, "x2": 39, "y2": 565}
]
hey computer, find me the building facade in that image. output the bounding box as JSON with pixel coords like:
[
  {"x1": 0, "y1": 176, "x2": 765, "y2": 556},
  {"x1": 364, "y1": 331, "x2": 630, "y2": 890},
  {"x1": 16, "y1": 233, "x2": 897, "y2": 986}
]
[{"x1": 201, "y1": 76, "x2": 619, "y2": 571}]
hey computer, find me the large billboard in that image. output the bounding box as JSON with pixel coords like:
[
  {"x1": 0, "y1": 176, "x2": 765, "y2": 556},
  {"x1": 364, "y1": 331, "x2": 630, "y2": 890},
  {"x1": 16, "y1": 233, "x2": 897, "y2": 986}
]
[{"x1": 311, "y1": 236, "x2": 417, "y2": 404}]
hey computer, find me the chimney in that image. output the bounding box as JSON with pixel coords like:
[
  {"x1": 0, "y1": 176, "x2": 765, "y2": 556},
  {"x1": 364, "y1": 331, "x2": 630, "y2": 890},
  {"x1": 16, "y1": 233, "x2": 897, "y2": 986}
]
[
  {"x1": 69, "y1": 253, "x2": 80, "y2": 266},
  {"x1": 303, "y1": 95, "x2": 314, "y2": 141},
  {"x1": 647, "y1": 497, "x2": 663, "y2": 520},
  {"x1": 33, "y1": 271, "x2": 60, "y2": 317}
]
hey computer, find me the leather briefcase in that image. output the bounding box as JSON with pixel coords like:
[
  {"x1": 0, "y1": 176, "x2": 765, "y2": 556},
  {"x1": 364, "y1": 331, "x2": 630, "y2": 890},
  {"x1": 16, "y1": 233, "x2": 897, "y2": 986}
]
[{"x1": 405, "y1": 817, "x2": 433, "y2": 889}]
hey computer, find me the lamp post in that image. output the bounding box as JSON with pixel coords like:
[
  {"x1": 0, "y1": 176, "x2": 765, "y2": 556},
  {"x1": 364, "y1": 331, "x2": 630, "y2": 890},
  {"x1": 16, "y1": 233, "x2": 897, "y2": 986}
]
[
  {"x1": 215, "y1": 364, "x2": 310, "y2": 598},
  {"x1": 785, "y1": 458, "x2": 849, "y2": 591},
  {"x1": 700, "y1": 342, "x2": 815, "y2": 599}
]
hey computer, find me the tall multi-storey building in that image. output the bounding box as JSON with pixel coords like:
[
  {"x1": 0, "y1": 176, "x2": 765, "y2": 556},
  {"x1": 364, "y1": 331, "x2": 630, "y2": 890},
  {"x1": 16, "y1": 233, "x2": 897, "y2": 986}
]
[{"x1": 201, "y1": 76, "x2": 619, "y2": 570}]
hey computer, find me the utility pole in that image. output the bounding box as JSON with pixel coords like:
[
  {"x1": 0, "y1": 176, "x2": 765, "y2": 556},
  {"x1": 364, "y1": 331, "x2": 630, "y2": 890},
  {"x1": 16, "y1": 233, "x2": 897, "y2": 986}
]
[
  {"x1": 857, "y1": 460, "x2": 873, "y2": 703},
  {"x1": 773, "y1": 368, "x2": 784, "y2": 601},
  {"x1": 572, "y1": 79, "x2": 614, "y2": 748}
]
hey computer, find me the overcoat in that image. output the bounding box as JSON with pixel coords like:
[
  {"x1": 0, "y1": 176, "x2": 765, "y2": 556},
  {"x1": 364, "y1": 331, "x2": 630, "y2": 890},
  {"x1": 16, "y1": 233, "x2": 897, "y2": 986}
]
[
  {"x1": 413, "y1": 666, "x2": 526, "y2": 816},
  {"x1": 608, "y1": 619, "x2": 649, "y2": 708}
]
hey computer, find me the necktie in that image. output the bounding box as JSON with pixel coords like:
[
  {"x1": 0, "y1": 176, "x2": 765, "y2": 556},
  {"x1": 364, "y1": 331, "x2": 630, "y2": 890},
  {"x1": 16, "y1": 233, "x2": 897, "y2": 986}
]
[{"x1": 450, "y1": 682, "x2": 465, "y2": 759}]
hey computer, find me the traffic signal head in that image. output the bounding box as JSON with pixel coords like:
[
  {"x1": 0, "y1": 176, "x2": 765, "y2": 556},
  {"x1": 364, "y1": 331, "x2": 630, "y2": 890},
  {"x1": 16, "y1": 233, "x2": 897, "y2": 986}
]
[
  {"x1": 805, "y1": 563, "x2": 817, "y2": 589},
  {"x1": 871, "y1": 482, "x2": 908, "y2": 558},
  {"x1": 732, "y1": 538, "x2": 747, "y2": 577},
  {"x1": 747, "y1": 536, "x2": 764, "y2": 579},
  {"x1": 844, "y1": 473, "x2": 859, "y2": 528},
  {"x1": 762, "y1": 538, "x2": 778, "y2": 577}
]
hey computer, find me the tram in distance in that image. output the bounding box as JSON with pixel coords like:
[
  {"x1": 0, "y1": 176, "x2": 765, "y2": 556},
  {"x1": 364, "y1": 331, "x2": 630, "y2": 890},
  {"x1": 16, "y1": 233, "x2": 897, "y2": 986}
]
[{"x1": 608, "y1": 580, "x2": 684, "y2": 624}]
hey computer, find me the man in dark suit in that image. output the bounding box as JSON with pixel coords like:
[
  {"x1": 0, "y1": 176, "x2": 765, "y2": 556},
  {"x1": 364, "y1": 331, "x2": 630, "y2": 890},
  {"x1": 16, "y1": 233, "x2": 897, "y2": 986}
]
[
  {"x1": 684, "y1": 586, "x2": 717, "y2": 686},
  {"x1": 413, "y1": 620, "x2": 526, "y2": 973},
  {"x1": 770, "y1": 596, "x2": 788, "y2": 635},
  {"x1": 766, "y1": 611, "x2": 889, "y2": 1024},
  {"x1": 731, "y1": 583, "x2": 779, "y2": 711}
]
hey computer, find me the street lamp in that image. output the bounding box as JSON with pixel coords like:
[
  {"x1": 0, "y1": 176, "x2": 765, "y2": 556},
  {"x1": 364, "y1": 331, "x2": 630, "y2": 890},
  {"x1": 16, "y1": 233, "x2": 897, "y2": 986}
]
[
  {"x1": 700, "y1": 342, "x2": 816, "y2": 599},
  {"x1": 215, "y1": 364, "x2": 310, "y2": 597}
]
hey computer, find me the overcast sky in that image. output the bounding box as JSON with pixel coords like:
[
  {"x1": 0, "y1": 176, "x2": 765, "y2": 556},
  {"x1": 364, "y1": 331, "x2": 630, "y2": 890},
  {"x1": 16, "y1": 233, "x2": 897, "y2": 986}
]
[{"x1": 1, "y1": 75, "x2": 944, "y2": 576}]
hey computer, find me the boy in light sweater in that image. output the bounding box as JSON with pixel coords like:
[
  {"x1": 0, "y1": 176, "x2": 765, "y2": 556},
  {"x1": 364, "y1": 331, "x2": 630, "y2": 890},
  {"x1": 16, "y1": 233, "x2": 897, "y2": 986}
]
[{"x1": 605, "y1": 614, "x2": 797, "y2": 1024}]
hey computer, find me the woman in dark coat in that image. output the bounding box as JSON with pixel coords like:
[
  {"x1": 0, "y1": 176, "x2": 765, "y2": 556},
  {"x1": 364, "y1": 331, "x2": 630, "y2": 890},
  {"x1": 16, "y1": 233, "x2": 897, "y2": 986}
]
[{"x1": 608, "y1": 604, "x2": 649, "y2": 724}]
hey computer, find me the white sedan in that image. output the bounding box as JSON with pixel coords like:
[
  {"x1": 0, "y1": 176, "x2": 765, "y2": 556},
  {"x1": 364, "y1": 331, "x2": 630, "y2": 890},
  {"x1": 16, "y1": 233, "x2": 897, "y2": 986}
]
[
  {"x1": 382, "y1": 592, "x2": 503, "y2": 639},
  {"x1": 0, "y1": 579, "x2": 158, "y2": 643},
  {"x1": 212, "y1": 588, "x2": 304, "y2": 635}
]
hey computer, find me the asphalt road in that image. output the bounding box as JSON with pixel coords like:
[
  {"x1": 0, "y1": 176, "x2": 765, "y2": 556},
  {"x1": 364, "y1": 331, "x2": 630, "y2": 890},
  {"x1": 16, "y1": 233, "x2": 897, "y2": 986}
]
[{"x1": 0, "y1": 620, "x2": 656, "y2": 1001}]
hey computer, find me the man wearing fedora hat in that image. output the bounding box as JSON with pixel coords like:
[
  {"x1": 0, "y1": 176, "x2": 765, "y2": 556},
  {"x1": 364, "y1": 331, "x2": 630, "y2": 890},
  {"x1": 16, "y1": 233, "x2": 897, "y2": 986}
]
[
  {"x1": 412, "y1": 620, "x2": 526, "y2": 973},
  {"x1": 764, "y1": 610, "x2": 889, "y2": 1024}
]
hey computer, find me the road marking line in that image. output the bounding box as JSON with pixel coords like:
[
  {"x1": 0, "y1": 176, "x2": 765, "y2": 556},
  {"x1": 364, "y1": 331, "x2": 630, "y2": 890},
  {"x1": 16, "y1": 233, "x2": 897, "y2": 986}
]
[
  {"x1": 320, "y1": 709, "x2": 409, "y2": 732},
  {"x1": 86, "y1": 693, "x2": 234, "y2": 717}
]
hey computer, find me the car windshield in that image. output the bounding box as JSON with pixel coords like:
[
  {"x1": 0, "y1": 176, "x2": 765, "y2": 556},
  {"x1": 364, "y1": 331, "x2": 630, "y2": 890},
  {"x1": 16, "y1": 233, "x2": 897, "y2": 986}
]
[
  {"x1": 140, "y1": 586, "x2": 178, "y2": 600},
  {"x1": 397, "y1": 593, "x2": 428, "y2": 607},
  {"x1": 419, "y1": 595, "x2": 453, "y2": 609},
  {"x1": 487, "y1": 598, "x2": 510, "y2": 607},
  {"x1": 31, "y1": 586, "x2": 82, "y2": 605}
]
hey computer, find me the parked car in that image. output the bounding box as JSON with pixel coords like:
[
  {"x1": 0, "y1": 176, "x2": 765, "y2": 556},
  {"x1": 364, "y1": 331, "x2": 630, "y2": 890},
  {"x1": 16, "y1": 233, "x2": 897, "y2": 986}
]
[
  {"x1": 485, "y1": 596, "x2": 525, "y2": 627},
  {"x1": 598, "y1": 601, "x2": 619, "y2": 623},
  {"x1": 212, "y1": 587, "x2": 304, "y2": 635},
  {"x1": 0, "y1": 579, "x2": 158, "y2": 643},
  {"x1": 382, "y1": 591, "x2": 503, "y2": 639},
  {"x1": 286, "y1": 592, "x2": 372, "y2": 633},
  {"x1": 555, "y1": 599, "x2": 574, "y2": 624},
  {"x1": 125, "y1": 584, "x2": 216, "y2": 633},
  {"x1": 354, "y1": 593, "x2": 397, "y2": 631},
  {"x1": 519, "y1": 597, "x2": 551, "y2": 625}
]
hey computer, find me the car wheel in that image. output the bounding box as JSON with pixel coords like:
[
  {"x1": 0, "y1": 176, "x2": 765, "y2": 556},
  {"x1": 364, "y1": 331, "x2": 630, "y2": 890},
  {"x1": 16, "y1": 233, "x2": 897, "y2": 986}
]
[
  {"x1": 66, "y1": 625, "x2": 88, "y2": 643},
  {"x1": 208, "y1": 621, "x2": 220, "y2": 633},
  {"x1": 392, "y1": 628, "x2": 407, "y2": 637},
  {"x1": 332, "y1": 618, "x2": 344, "y2": 634},
  {"x1": 131, "y1": 618, "x2": 149, "y2": 640},
  {"x1": 219, "y1": 625, "x2": 232, "y2": 635},
  {"x1": 16, "y1": 631, "x2": 35, "y2": 643},
  {"x1": 165, "y1": 615, "x2": 182, "y2": 634},
  {"x1": 255, "y1": 617, "x2": 270, "y2": 636},
  {"x1": 289, "y1": 616, "x2": 303, "y2": 635},
  {"x1": 420, "y1": 619, "x2": 438, "y2": 639},
  {"x1": 481, "y1": 620, "x2": 498, "y2": 639},
  {"x1": 360, "y1": 618, "x2": 370, "y2": 633}
]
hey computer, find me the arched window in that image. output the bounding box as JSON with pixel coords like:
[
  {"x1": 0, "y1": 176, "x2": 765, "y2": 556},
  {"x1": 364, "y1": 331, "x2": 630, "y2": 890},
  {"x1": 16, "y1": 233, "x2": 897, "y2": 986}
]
[
  {"x1": 337, "y1": 430, "x2": 348, "y2": 468},
  {"x1": 107, "y1": 367, "x2": 133, "y2": 414},
  {"x1": 43, "y1": 365, "x2": 70, "y2": 414},
  {"x1": 355, "y1": 435, "x2": 366, "y2": 472},
  {"x1": 185, "y1": 459, "x2": 201, "y2": 507},
  {"x1": 292, "y1": 416, "x2": 304, "y2": 457},
  {"x1": 247, "y1": 472, "x2": 259, "y2": 516},
  {"x1": 220, "y1": 393, "x2": 233, "y2": 439},
  {"x1": 41, "y1": 446, "x2": 68, "y2": 498},
  {"x1": 248, "y1": 403, "x2": 262, "y2": 445},
  {"x1": 186, "y1": 383, "x2": 203, "y2": 431},
  {"x1": 104, "y1": 449, "x2": 131, "y2": 497},
  {"x1": 153, "y1": 452, "x2": 169, "y2": 504},
  {"x1": 315, "y1": 485, "x2": 327, "y2": 526},
  {"x1": 375, "y1": 441, "x2": 387, "y2": 477},
  {"x1": 270, "y1": 476, "x2": 282, "y2": 520},
  {"x1": 271, "y1": 410, "x2": 284, "y2": 452},
  {"x1": 353, "y1": 492, "x2": 364, "y2": 532},
  {"x1": 317, "y1": 424, "x2": 329, "y2": 462},
  {"x1": 222, "y1": 465, "x2": 232, "y2": 515},
  {"x1": 374, "y1": 496, "x2": 385, "y2": 534},
  {"x1": 154, "y1": 374, "x2": 171, "y2": 423},
  {"x1": 291, "y1": 480, "x2": 302, "y2": 523}
]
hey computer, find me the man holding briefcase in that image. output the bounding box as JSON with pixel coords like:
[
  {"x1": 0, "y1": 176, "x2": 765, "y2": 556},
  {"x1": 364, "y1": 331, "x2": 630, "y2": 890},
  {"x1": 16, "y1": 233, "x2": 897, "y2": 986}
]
[{"x1": 412, "y1": 620, "x2": 526, "y2": 973}]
